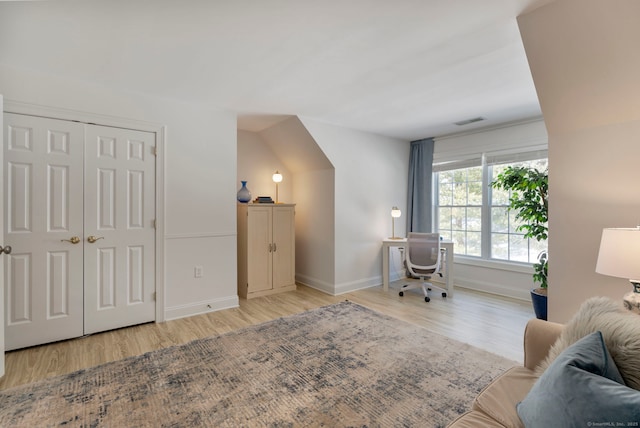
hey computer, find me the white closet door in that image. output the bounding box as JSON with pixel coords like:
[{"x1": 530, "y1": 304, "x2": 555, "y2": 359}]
[
  {"x1": 3, "y1": 113, "x2": 85, "y2": 350},
  {"x1": 83, "y1": 125, "x2": 156, "y2": 334}
]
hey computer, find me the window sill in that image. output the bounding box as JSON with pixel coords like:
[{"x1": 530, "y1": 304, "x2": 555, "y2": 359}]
[{"x1": 453, "y1": 255, "x2": 534, "y2": 274}]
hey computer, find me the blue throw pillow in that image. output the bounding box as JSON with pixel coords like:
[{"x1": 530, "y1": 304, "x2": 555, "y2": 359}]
[{"x1": 517, "y1": 331, "x2": 640, "y2": 427}]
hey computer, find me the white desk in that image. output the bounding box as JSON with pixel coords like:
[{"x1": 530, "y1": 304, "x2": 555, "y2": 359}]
[{"x1": 382, "y1": 238, "x2": 454, "y2": 297}]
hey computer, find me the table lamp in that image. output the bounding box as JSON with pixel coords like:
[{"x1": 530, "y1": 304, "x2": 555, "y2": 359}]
[
  {"x1": 595, "y1": 227, "x2": 640, "y2": 314},
  {"x1": 272, "y1": 170, "x2": 283, "y2": 203},
  {"x1": 389, "y1": 207, "x2": 402, "y2": 240}
]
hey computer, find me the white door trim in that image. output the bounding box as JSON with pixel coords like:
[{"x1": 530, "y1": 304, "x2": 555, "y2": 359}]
[
  {"x1": 0, "y1": 95, "x2": 5, "y2": 377},
  {"x1": 4, "y1": 100, "x2": 166, "y2": 322}
]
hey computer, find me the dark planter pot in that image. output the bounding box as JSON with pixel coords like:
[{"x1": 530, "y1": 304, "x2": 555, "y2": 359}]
[{"x1": 530, "y1": 288, "x2": 548, "y2": 321}]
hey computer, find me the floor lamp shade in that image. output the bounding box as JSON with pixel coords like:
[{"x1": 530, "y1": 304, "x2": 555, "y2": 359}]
[{"x1": 596, "y1": 227, "x2": 640, "y2": 314}]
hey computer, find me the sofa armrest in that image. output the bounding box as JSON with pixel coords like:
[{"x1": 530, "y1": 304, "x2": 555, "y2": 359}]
[{"x1": 523, "y1": 318, "x2": 564, "y2": 370}]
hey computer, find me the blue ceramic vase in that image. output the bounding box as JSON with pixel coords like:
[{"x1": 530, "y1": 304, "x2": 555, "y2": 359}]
[{"x1": 237, "y1": 181, "x2": 252, "y2": 203}]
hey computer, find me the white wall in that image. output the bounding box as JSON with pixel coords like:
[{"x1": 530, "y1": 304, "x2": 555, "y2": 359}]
[
  {"x1": 238, "y1": 118, "x2": 409, "y2": 295},
  {"x1": 237, "y1": 121, "x2": 336, "y2": 293},
  {"x1": 292, "y1": 168, "x2": 336, "y2": 290},
  {"x1": 434, "y1": 119, "x2": 547, "y2": 163},
  {"x1": 237, "y1": 130, "x2": 292, "y2": 203},
  {"x1": 300, "y1": 118, "x2": 410, "y2": 293},
  {"x1": 0, "y1": 64, "x2": 239, "y2": 320},
  {"x1": 519, "y1": 0, "x2": 640, "y2": 322}
]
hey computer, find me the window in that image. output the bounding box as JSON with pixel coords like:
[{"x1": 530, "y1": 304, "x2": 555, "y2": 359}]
[
  {"x1": 434, "y1": 152, "x2": 548, "y2": 264},
  {"x1": 489, "y1": 158, "x2": 548, "y2": 263},
  {"x1": 436, "y1": 166, "x2": 483, "y2": 256}
]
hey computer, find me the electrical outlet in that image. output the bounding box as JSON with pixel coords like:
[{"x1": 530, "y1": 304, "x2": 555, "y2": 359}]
[{"x1": 194, "y1": 266, "x2": 203, "y2": 278}]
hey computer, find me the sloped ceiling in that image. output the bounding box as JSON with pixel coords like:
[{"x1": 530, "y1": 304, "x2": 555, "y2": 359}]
[
  {"x1": 259, "y1": 117, "x2": 333, "y2": 174},
  {"x1": 0, "y1": 0, "x2": 552, "y2": 140}
]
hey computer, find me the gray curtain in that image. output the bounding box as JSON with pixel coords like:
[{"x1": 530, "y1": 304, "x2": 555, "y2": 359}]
[{"x1": 407, "y1": 138, "x2": 434, "y2": 232}]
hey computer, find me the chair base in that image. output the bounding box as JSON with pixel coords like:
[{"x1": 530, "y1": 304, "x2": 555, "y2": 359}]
[{"x1": 399, "y1": 279, "x2": 447, "y2": 303}]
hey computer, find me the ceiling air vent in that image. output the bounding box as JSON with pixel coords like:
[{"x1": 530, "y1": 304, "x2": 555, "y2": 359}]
[{"x1": 454, "y1": 117, "x2": 485, "y2": 126}]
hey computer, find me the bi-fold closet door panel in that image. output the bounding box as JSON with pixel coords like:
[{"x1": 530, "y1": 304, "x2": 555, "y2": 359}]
[
  {"x1": 3, "y1": 113, "x2": 156, "y2": 350},
  {"x1": 4, "y1": 114, "x2": 85, "y2": 350},
  {"x1": 83, "y1": 124, "x2": 156, "y2": 335}
]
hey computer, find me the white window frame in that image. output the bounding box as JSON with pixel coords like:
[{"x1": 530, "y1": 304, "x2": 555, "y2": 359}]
[
  {"x1": 433, "y1": 158, "x2": 483, "y2": 257},
  {"x1": 433, "y1": 149, "x2": 548, "y2": 266}
]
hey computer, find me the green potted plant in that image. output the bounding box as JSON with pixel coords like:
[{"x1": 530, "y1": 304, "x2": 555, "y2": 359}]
[{"x1": 491, "y1": 166, "x2": 548, "y2": 320}]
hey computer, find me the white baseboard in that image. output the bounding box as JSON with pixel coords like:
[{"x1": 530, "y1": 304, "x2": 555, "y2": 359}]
[
  {"x1": 295, "y1": 274, "x2": 335, "y2": 295},
  {"x1": 164, "y1": 295, "x2": 239, "y2": 321},
  {"x1": 298, "y1": 267, "x2": 532, "y2": 302},
  {"x1": 454, "y1": 277, "x2": 531, "y2": 301},
  {"x1": 333, "y1": 276, "x2": 383, "y2": 295},
  {"x1": 296, "y1": 273, "x2": 388, "y2": 295}
]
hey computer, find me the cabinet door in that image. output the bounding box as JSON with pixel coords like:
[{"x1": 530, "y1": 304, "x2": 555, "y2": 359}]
[
  {"x1": 247, "y1": 206, "x2": 273, "y2": 293},
  {"x1": 272, "y1": 206, "x2": 295, "y2": 289}
]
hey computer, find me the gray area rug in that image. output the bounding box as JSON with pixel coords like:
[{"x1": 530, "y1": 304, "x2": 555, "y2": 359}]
[{"x1": 0, "y1": 301, "x2": 515, "y2": 427}]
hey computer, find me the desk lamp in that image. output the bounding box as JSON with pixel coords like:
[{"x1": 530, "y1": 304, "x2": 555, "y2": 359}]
[
  {"x1": 595, "y1": 227, "x2": 640, "y2": 314},
  {"x1": 272, "y1": 171, "x2": 283, "y2": 203},
  {"x1": 390, "y1": 207, "x2": 402, "y2": 240}
]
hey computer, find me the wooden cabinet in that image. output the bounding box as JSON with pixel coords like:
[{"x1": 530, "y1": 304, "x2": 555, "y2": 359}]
[{"x1": 237, "y1": 204, "x2": 296, "y2": 298}]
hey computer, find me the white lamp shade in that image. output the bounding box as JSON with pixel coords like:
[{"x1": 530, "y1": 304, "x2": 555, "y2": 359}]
[
  {"x1": 391, "y1": 207, "x2": 401, "y2": 218},
  {"x1": 272, "y1": 171, "x2": 283, "y2": 183},
  {"x1": 596, "y1": 228, "x2": 640, "y2": 280}
]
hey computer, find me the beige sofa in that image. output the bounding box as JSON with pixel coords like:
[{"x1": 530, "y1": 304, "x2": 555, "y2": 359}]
[
  {"x1": 450, "y1": 297, "x2": 640, "y2": 427},
  {"x1": 448, "y1": 318, "x2": 564, "y2": 428}
]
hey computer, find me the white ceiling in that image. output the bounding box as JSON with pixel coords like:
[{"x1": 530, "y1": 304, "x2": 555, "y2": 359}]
[{"x1": 0, "y1": 0, "x2": 551, "y2": 140}]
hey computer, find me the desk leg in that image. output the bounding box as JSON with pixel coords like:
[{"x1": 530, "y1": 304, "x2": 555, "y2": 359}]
[
  {"x1": 382, "y1": 243, "x2": 390, "y2": 292},
  {"x1": 445, "y1": 247, "x2": 454, "y2": 297}
]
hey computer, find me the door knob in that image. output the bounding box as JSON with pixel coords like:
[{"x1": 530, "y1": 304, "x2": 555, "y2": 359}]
[
  {"x1": 0, "y1": 245, "x2": 11, "y2": 254},
  {"x1": 61, "y1": 236, "x2": 81, "y2": 244},
  {"x1": 87, "y1": 235, "x2": 104, "y2": 243}
]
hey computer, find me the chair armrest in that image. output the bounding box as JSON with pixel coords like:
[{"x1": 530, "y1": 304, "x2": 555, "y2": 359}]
[{"x1": 523, "y1": 318, "x2": 564, "y2": 370}]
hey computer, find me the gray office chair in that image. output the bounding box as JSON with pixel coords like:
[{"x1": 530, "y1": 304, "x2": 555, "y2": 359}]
[{"x1": 399, "y1": 232, "x2": 447, "y2": 303}]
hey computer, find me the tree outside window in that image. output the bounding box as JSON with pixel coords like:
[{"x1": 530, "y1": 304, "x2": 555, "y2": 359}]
[{"x1": 490, "y1": 158, "x2": 548, "y2": 263}]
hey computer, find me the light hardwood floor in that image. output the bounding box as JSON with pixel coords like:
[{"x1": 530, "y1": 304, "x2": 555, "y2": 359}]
[{"x1": 0, "y1": 282, "x2": 534, "y2": 390}]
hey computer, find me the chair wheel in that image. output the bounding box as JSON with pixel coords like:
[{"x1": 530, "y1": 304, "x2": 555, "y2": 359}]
[
  {"x1": 425, "y1": 296, "x2": 431, "y2": 302},
  {"x1": 399, "y1": 291, "x2": 404, "y2": 297},
  {"x1": 442, "y1": 292, "x2": 447, "y2": 298}
]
